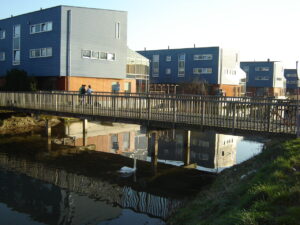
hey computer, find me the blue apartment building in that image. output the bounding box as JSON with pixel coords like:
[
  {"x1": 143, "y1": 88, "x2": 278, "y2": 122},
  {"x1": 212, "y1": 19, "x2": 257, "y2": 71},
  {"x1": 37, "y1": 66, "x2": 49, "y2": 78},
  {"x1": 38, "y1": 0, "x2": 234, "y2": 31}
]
[
  {"x1": 240, "y1": 60, "x2": 286, "y2": 97},
  {"x1": 0, "y1": 5, "x2": 138, "y2": 92},
  {"x1": 284, "y1": 69, "x2": 299, "y2": 95},
  {"x1": 138, "y1": 47, "x2": 246, "y2": 96}
]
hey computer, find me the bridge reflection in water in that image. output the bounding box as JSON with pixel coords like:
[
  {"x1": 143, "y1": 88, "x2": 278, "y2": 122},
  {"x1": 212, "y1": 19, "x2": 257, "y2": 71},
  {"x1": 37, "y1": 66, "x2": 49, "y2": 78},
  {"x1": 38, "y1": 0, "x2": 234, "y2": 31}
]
[{"x1": 0, "y1": 121, "x2": 266, "y2": 224}]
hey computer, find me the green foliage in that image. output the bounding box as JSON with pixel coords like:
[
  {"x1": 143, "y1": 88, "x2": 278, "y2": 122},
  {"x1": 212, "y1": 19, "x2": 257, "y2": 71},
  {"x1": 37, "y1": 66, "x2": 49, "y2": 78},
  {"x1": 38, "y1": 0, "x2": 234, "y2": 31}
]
[
  {"x1": 4, "y1": 69, "x2": 37, "y2": 91},
  {"x1": 168, "y1": 139, "x2": 300, "y2": 225}
]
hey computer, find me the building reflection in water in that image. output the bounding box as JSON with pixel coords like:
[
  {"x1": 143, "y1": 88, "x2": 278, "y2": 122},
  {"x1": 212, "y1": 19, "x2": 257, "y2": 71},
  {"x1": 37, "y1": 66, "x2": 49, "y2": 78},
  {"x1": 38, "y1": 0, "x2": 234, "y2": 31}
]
[
  {"x1": 60, "y1": 121, "x2": 259, "y2": 171},
  {"x1": 64, "y1": 121, "x2": 147, "y2": 157},
  {"x1": 148, "y1": 130, "x2": 240, "y2": 171}
]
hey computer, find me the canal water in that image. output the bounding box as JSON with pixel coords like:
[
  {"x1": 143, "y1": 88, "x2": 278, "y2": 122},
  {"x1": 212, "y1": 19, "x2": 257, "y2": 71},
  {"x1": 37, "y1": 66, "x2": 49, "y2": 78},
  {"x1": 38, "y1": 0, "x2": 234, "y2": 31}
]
[{"x1": 0, "y1": 120, "x2": 268, "y2": 225}]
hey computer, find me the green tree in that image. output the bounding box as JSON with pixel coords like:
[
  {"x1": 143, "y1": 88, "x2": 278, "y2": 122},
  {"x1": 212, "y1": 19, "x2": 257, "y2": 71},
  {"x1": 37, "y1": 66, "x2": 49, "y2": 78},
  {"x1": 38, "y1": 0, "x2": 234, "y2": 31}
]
[{"x1": 4, "y1": 69, "x2": 37, "y2": 91}]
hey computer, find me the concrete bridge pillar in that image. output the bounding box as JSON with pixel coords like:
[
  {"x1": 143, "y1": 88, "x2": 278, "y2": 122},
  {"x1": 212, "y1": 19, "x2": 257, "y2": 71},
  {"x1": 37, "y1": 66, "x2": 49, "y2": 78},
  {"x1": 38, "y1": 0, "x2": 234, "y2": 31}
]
[
  {"x1": 82, "y1": 119, "x2": 88, "y2": 146},
  {"x1": 184, "y1": 130, "x2": 191, "y2": 166}
]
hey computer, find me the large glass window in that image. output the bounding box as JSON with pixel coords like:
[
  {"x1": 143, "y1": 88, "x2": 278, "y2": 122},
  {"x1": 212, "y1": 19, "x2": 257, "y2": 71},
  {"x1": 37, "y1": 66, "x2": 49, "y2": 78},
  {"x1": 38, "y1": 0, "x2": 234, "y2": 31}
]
[
  {"x1": 30, "y1": 22, "x2": 53, "y2": 34},
  {"x1": 178, "y1": 54, "x2": 185, "y2": 77},
  {"x1": 152, "y1": 55, "x2": 159, "y2": 77},
  {"x1": 12, "y1": 25, "x2": 21, "y2": 65}
]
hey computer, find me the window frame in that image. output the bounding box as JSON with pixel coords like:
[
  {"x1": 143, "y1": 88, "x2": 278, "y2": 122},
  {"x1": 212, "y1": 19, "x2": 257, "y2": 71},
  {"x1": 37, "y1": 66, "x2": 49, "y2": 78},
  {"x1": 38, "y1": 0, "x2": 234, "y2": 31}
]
[
  {"x1": 193, "y1": 54, "x2": 213, "y2": 61},
  {"x1": 30, "y1": 21, "x2": 53, "y2": 34},
  {"x1": 30, "y1": 47, "x2": 53, "y2": 58}
]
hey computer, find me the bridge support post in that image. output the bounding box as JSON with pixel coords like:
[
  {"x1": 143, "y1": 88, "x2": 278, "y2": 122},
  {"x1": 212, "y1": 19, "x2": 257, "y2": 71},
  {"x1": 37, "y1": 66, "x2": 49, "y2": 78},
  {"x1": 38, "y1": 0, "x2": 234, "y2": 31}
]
[
  {"x1": 184, "y1": 130, "x2": 191, "y2": 166},
  {"x1": 232, "y1": 104, "x2": 236, "y2": 132},
  {"x1": 46, "y1": 119, "x2": 51, "y2": 138},
  {"x1": 82, "y1": 119, "x2": 88, "y2": 146},
  {"x1": 47, "y1": 137, "x2": 52, "y2": 151},
  {"x1": 150, "y1": 132, "x2": 159, "y2": 175}
]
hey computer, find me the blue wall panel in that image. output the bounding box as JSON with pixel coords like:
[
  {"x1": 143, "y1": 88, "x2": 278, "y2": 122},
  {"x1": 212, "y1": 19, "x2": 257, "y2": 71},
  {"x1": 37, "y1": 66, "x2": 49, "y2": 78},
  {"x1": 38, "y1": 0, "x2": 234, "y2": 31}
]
[
  {"x1": 0, "y1": 6, "x2": 61, "y2": 77},
  {"x1": 138, "y1": 47, "x2": 219, "y2": 84},
  {"x1": 240, "y1": 61, "x2": 274, "y2": 88}
]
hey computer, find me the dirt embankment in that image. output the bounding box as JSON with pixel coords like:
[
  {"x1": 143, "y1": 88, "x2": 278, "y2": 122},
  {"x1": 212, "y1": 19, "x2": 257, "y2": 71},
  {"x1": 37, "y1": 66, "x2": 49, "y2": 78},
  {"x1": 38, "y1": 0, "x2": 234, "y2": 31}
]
[{"x1": 0, "y1": 116, "x2": 60, "y2": 135}]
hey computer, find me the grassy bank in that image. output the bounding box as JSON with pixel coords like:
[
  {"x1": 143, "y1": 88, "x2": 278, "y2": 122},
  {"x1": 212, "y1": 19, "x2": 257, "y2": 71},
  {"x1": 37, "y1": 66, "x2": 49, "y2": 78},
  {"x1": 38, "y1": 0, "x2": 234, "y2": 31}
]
[{"x1": 168, "y1": 139, "x2": 300, "y2": 225}]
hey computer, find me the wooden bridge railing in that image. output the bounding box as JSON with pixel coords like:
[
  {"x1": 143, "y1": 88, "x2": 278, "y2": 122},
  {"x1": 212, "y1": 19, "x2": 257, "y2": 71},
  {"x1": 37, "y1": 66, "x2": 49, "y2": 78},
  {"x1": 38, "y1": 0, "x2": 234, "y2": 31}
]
[{"x1": 0, "y1": 91, "x2": 298, "y2": 135}]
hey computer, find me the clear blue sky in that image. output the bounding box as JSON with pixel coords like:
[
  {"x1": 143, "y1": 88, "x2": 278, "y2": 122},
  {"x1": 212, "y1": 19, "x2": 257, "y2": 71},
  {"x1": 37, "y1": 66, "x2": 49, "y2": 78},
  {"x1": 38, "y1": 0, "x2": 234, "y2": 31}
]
[{"x1": 1, "y1": 0, "x2": 299, "y2": 68}]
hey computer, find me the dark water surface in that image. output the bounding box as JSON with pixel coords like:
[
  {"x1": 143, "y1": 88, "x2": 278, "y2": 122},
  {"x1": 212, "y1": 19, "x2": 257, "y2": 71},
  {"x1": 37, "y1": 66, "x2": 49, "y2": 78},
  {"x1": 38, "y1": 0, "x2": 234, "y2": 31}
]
[{"x1": 0, "y1": 120, "x2": 268, "y2": 225}]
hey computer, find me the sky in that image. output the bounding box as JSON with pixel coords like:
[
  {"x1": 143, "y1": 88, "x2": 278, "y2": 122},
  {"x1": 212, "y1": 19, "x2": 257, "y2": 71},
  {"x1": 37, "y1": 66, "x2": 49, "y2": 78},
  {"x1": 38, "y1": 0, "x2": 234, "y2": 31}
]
[{"x1": 1, "y1": 0, "x2": 299, "y2": 68}]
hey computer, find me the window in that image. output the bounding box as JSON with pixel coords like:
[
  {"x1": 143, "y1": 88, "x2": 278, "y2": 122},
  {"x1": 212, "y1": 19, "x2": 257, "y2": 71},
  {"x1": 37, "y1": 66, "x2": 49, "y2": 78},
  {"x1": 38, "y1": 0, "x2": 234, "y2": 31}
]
[
  {"x1": 115, "y1": 22, "x2": 120, "y2": 39},
  {"x1": 255, "y1": 76, "x2": 269, "y2": 80},
  {"x1": 107, "y1": 53, "x2": 116, "y2": 61},
  {"x1": 193, "y1": 54, "x2": 213, "y2": 60},
  {"x1": 152, "y1": 55, "x2": 159, "y2": 77},
  {"x1": 30, "y1": 47, "x2": 52, "y2": 58},
  {"x1": 100, "y1": 52, "x2": 107, "y2": 60},
  {"x1": 178, "y1": 54, "x2": 185, "y2": 77},
  {"x1": 82, "y1": 50, "x2": 92, "y2": 58},
  {"x1": 165, "y1": 68, "x2": 171, "y2": 74},
  {"x1": 82, "y1": 50, "x2": 115, "y2": 61},
  {"x1": 91, "y1": 51, "x2": 99, "y2": 59},
  {"x1": 13, "y1": 25, "x2": 20, "y2": 38},
  {"x1": 13, "y1": 50, "x2": 20, "y2": 64},
  {"x1": 287, "y1": 80, "x2": 298, "y2": 84},
  {"x1": 286, "y1": 73, "x2": 297, "y2": 78},
  {"x1": 0, "y1": 30, "x2": 5, "y2": 39},
  {"x1": 255, "y1": 67, "x2": 270, "y2": 71},
  {"x1": 13, "y1": 25, "x2": 21, "y2": 65},
  {"x1": 166, "y1": 56, "x2": 171, "y2": 62},
  {"x1": 193, "y1": 68, "x2": 212, "y2": 74},
  {"x1": 30, "y1": 22, "x2": 53, "y2": 34},
  {"x1": 0, "y1": 52, "x2": 5, "y2": 61}
]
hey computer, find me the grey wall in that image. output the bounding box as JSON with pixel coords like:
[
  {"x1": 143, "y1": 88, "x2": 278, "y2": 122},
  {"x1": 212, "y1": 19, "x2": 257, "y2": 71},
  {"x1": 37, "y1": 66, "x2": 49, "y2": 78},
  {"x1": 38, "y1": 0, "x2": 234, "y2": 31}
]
[{"x1": 60, "y1": 6, "x2": 127, "y2": 79}]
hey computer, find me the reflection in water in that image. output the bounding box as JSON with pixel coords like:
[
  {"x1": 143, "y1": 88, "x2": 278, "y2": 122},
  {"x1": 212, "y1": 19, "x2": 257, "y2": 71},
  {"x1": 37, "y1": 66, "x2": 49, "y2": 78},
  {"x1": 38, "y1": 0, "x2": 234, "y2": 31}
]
[
  {"x1": 0, "y1": 120, "x2": 267, "y2": 225},
  {"x1": 0, "y1": 150, "x2": 180, "y2": 224},
  {"x1": 59, "y1": 121, "x2": 266, "y2": 172}
]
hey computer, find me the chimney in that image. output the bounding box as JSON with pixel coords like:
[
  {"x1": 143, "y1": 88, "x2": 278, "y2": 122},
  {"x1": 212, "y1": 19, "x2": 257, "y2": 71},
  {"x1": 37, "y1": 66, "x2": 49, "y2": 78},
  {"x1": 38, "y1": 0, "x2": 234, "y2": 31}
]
[
  {"x1": 144, "y1": 47, "x2": 146, "y2": 51},
  {"x1": 267, "y1": 58, "x2": 270, "y2": 62},
  {"x1": 194, "y1": 44, "x2": 196, "y2": 48},
  {"x1": 168, "y1": 45, "x2": 170, "y2": 49}
]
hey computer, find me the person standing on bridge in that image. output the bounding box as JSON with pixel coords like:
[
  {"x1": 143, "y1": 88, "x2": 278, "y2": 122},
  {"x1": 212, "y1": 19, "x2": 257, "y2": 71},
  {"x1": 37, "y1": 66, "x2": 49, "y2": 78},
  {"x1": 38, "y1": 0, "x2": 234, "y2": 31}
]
[
  {"x1": 79, "y1": 84, "x2": 86, "y2": 105},
  {"x1": 87, "y1": 85, "x2": 93, "y2": 105}
]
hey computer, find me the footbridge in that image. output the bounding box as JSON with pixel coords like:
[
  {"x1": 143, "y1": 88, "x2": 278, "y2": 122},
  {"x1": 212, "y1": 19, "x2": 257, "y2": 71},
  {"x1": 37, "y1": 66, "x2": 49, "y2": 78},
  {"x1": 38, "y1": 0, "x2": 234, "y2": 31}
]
[{"x1": 0, "y1": 91, "x2": 298, "y2": 136}]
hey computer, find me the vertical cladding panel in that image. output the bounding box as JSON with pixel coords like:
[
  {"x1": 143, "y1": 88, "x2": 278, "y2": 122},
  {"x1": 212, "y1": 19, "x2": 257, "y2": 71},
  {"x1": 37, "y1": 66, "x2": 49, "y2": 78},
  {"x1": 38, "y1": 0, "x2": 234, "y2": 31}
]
[
  {"x1": 61, "y1": 6, "x2": 127, "y2": 79},
  {"x1": 0, "y1": 7, "x2": 61, "y2": 77},
  {"x1": 138, "y1": 47, "x2": 220, "y2": 85}
]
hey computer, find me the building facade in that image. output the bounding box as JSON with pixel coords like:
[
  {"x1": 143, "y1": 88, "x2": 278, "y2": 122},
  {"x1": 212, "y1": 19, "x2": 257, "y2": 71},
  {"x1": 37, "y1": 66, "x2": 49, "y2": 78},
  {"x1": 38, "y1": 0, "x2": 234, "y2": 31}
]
[
  {"x1": 240, "y1": 60, "x2": 286, "y2": 97},
  {"x1": 126, "y1": 48, "x2": 149, "y2": 92},
  {"x1": 138, "y1": 47, "x2": 246, "y2": 96},
  {"x1": 284, "y1": 69, "x2": 299, "y2": 95},
  {"x1": 0, "y1": 5, "x2": 136, "y2": 92}
]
